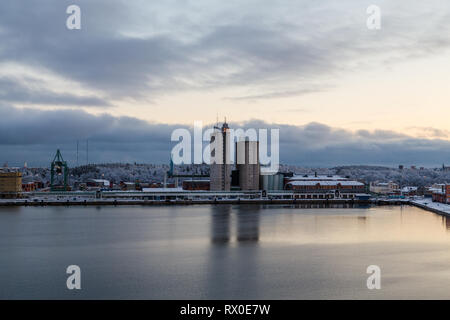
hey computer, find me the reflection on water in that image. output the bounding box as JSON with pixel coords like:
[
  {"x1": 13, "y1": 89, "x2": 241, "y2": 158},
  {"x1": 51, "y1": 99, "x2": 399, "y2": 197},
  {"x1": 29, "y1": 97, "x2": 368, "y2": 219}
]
[
  {"x1": 444, "y1": 215, "x2": 450, "y2": 230},
  {"x1": 0, "y1": 204, "x2": 450, "y2": 299},
  {"x1": 236, "y1": 206, "x2": 260, "y2": 242},
  {"x1": 211, "y1": 205, "x2": 231, "y2": 244},
  {"x1": 211, "y1": 205, "x2": 260, "y2": 244},
  {"x1": 209, "y1": 204, "x2": 378, "y2": 246}
]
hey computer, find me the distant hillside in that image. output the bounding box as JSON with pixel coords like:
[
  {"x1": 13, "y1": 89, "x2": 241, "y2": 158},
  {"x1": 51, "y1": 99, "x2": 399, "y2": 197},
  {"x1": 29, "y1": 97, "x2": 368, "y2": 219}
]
[{"x1": 16, "y1": 163, "x2": 450, "y2": 188}]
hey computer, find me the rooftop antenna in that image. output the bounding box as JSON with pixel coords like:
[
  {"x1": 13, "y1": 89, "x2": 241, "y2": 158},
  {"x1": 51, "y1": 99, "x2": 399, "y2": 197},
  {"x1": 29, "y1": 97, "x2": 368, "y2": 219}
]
[
  {"x1": 86, "y1": 140, "x2": 89, "y2": 165},
  {"x1": 214, "y1": 113, "x2": 220, "y2": 130}
]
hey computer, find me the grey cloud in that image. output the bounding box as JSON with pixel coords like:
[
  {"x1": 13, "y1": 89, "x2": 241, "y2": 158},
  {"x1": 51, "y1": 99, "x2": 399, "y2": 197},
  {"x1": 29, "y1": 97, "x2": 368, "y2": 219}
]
[
  {"x1": 232, "y1": 119, "x2": 450, "y2": 166},
  {"x1": 224, "y1": 86, "x2": 332, "y2": 101},
  {"x1": 0, "y1": 77, "x2": 110, "y2": 107},
  {"x1": 1, "y1": 1, "x2": 449, "y2": 103},
  {"x1": 409, "y1": 127, "x2": 450, "y2": 139},
  {"x1": 0, "y1": 104, "x2": 181, "y2": 145},
  {"x1": 355, "y1": 129, "x2": 408, "y2": 141},
  {"x1": 1, "y1": 105, "x2": 449, "y2": 167}
]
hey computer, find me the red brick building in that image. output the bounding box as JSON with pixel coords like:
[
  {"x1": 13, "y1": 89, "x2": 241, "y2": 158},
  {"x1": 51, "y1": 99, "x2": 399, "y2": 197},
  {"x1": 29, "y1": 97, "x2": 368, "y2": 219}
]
[
  {"x1": 22, "y1": 182, "x2": 36, "y2": 192},
  {"x1": 182, "y1": 180, "x2": 210, "y2": 191},
  {"x1": 284, "y1": 175, "x2": 366, "y2": 199},
  {"x1": 432, "y1": 184, "x2": 450, "y2": 204}
]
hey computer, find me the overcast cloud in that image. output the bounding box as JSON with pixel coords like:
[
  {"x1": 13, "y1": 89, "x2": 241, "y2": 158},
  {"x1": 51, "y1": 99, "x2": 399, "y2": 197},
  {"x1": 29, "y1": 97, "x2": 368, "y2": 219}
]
[
  {"x1": 1, "y1": 1, "x2": 449, "y2": 100},
  {"x1": 0, "y1": 1, "x2": 449, "y2": 166}
]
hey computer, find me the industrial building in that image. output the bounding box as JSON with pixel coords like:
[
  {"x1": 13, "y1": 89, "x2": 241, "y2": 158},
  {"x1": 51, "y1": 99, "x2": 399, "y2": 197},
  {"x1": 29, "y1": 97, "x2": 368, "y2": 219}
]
[
  {"x1": 259, "y1": 172, "x2": 287, "y2": 191},
  {"x1": 285, "y1": 174, "x2": 366, "y2": 199},
  {"x1": 236, "y1": 139, "x2": 260, "y2": 191},
  {"x1": 0, "y1": 170, "x2": 22, "y2": 198},
  {"x1": 210, "y1": 121, "x2": 232, "y2": 191}
]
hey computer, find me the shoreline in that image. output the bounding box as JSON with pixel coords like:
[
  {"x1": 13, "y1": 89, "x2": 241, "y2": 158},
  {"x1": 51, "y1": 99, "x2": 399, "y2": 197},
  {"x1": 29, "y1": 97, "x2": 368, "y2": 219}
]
[
  {"x1": 0, "y1": 198, "x2": 405, "y2": 207},
  {"x1": 1, "y1": 197, "x2": 448, "y2": 216},
  {"x1": 409, "y1": 199, "x2": 450, "y2": 217}
]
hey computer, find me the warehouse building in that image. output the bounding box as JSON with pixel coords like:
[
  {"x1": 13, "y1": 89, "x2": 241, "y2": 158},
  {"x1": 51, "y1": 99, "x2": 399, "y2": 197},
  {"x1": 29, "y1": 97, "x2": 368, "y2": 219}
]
[
  {"x1": 285, "y1": 174, "x2": 366, "y2": 199},
  {"x1": 0, "y1": 170, "x2": 22, "y2": 198}
]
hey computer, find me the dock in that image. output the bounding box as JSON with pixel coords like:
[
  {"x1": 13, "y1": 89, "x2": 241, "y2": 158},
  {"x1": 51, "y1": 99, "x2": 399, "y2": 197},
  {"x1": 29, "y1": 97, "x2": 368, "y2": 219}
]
[{"x1": 1, "y1": 191, "x2": 449, "y2": 217}]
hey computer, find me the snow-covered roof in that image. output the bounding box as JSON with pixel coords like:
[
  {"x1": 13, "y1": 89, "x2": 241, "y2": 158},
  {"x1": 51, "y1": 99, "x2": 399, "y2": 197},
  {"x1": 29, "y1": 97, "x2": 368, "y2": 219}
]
[
  {"x1": 374, "y1": 182, "x2": 397, "y2": 186},
  {"x1": 401, "y1": 186, "x2": 418, "y2": 192},
  {"x1": 22, "y1": 176, "x2": 43, "y2": 183},
  {"x1": 91, "y1": 179, "x2": 110, "y2": 186},
  {"x1": 289, "y1": 175, "x2": 348, "y2": 181},
  {"x1": 287, "y1": 180, "x2": 364, "y2": 187},
  {"x1": 142, "y1": 187, "x2": 185, "y2": 192}
]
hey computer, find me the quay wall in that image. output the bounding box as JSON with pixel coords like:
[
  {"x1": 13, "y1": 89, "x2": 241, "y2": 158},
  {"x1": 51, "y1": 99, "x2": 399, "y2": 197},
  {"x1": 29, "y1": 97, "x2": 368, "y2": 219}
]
[{"x1": 0, "y1": 198, "x2": 374, "y2": 207}]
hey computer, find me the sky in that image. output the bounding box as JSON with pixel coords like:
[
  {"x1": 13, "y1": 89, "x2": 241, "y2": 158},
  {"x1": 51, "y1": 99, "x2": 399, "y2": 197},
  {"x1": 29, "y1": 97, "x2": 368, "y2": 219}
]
[{"x1": 1, "y1": 0, "x2": 450, "y2": 167}]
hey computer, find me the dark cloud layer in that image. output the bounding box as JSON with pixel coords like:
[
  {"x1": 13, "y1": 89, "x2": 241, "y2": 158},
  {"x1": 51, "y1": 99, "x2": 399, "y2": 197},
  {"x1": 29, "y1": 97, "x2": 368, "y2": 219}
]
[{"x1": 1, "y1": 105, "x2": 448, "y2": 167}]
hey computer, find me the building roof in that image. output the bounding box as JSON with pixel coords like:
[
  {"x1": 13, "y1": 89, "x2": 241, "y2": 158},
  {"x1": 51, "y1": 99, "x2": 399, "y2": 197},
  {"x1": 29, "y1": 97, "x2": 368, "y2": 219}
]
[
  {"x1": 373, "y1": 181, "x2": 398, "y2": 186},
  {"x1": 288, "y1": 175, "x2": 349, "y2": 181},
  {"x1": 287, "y1": 180, "x2": 364, "y2": 187},
  {"x1": 90, "y1": 179, "x2": 110, "y2": 186},
  {"x1": 142, "y1": 187, "x2": 185, "y2": 192},
  {"x1": 401, "y1": 186, "x2": 418, "y2": 192}
]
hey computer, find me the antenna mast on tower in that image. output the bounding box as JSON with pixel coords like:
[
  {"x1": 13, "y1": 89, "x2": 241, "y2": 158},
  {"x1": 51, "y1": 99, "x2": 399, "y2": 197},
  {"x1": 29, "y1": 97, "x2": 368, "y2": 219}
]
[{"x1": 86, "y1": 140, "x2": 89, "y2": 165}]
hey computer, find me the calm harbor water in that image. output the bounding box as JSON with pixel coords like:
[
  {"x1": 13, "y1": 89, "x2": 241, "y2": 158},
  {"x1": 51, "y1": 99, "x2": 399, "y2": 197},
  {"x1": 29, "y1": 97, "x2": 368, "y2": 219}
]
[{"x1": 0, "y1": 204, "x2": 450, "y2": 299}]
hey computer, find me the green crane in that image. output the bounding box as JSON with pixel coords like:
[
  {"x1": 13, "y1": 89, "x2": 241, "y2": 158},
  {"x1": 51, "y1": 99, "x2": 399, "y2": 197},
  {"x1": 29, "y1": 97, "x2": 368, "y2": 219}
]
[{"x1": 51, "y1": 149, "x2": 69, "y2": 191}]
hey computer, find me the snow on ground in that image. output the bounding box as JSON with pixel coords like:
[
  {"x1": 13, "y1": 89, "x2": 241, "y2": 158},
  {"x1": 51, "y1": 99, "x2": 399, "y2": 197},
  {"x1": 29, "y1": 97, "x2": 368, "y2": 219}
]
[{"x1": 412, "y1": 198, "x2": 450, "y2": 215}]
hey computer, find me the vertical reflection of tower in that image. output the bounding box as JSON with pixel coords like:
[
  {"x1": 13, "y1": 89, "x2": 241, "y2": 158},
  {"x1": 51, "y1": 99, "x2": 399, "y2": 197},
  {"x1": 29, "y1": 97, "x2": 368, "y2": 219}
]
[
  {"x1": 236, "y1": 205, "x2": 260, "y2": 242},
  {"x1": 445, "y1": 216, "x2": 450, "y2": 230},
  {"x1": 211, "y1": 205, "x2": 232, "y2": 244},
  {"x1": 234, "y1": 205, "x2": 261, "y2": 299},
  {"x1": 207, "y1": 205, "x2": 261, "y2": 298}
]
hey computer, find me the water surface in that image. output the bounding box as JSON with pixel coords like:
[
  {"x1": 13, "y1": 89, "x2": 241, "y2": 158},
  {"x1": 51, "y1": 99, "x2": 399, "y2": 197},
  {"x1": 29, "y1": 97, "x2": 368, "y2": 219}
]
[{"x1": 0, "y1": 204, "x2": 449, "y2": 299}]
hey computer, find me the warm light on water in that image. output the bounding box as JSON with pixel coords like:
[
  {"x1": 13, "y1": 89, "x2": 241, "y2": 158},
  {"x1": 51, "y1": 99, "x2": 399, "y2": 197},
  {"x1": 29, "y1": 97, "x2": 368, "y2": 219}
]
[{"x1": 0, "y1": 205, "x2": 449, "y2": 299}]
